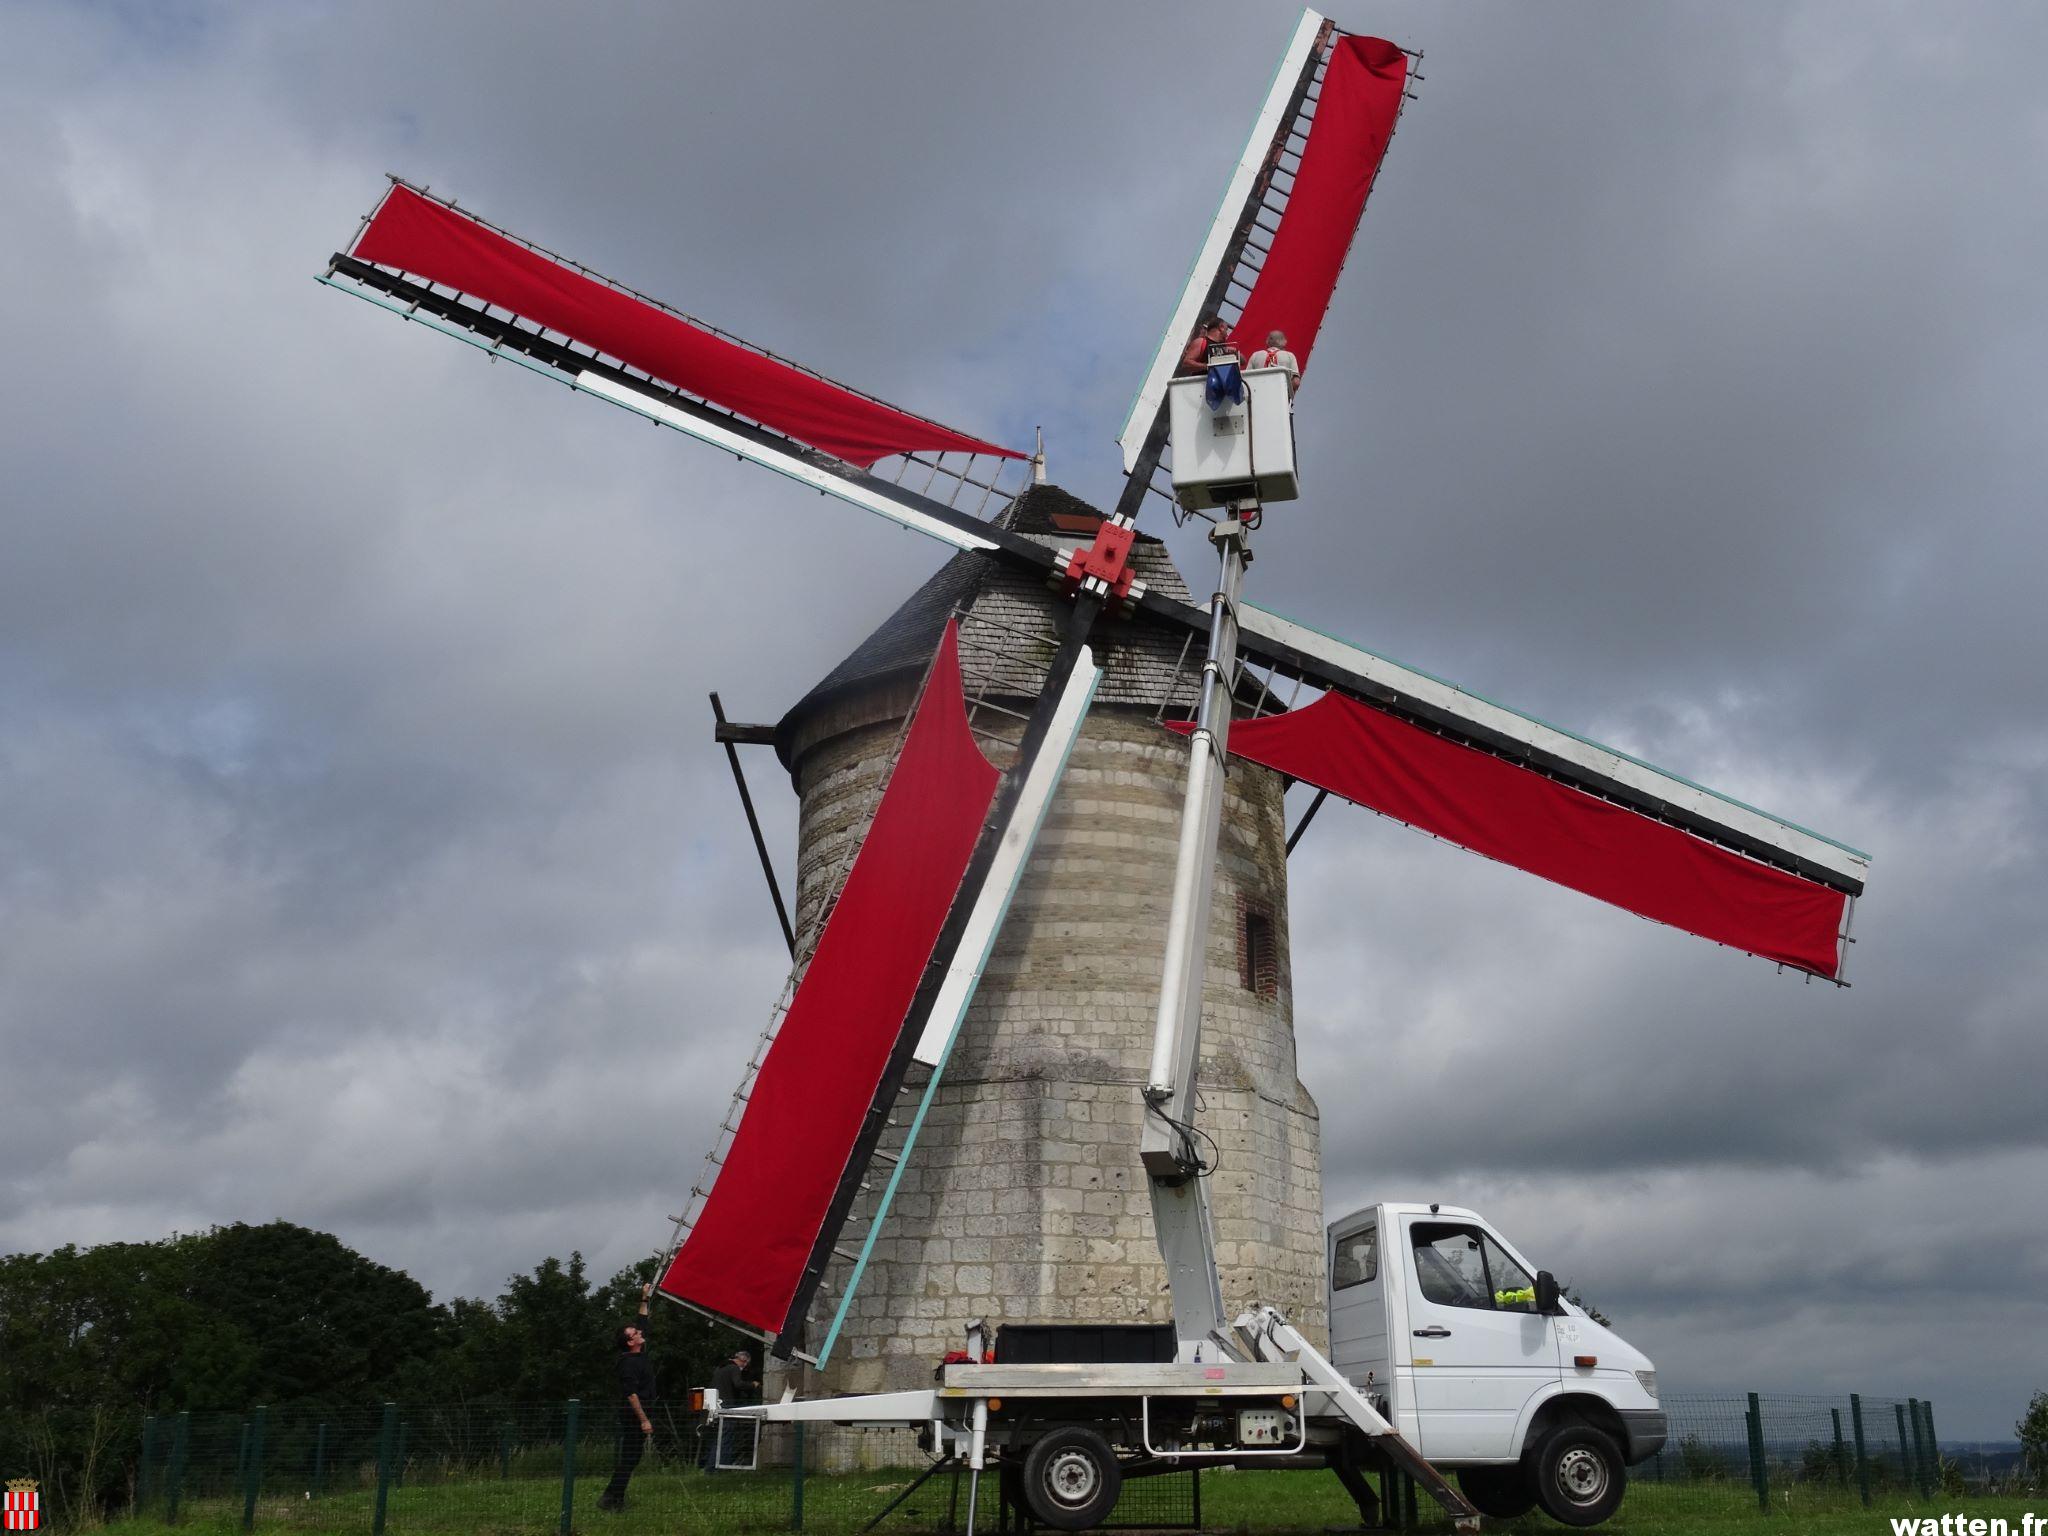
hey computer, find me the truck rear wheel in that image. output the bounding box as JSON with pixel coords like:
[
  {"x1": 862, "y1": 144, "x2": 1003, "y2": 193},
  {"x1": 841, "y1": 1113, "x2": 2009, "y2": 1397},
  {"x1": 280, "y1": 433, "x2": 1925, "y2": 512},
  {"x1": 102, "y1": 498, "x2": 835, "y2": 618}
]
[
  {"x1": 1532, "y1": 1423, "x2": 1627, "y2": 1526},
  {"x1": 1021, "y1": 1425, "x2": 1122, "y2": 1531},
  {"x1": 1458, "y1": 1464, "x2": 1537, "y2": 1518}
]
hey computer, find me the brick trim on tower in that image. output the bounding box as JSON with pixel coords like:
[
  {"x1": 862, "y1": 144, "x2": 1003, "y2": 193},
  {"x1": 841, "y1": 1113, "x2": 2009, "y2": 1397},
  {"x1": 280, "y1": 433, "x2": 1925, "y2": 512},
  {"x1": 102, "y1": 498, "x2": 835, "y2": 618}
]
[{"x1": 1238, "y1": 896, "x2": 1280, "y2": 1001}]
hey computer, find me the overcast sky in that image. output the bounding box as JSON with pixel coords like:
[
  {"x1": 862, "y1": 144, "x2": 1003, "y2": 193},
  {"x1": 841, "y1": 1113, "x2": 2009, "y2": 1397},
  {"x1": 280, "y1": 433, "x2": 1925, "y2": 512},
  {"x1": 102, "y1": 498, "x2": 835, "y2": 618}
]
[{"x1": 3, "y1": 2, "x2": 2044, "y2": 1440}]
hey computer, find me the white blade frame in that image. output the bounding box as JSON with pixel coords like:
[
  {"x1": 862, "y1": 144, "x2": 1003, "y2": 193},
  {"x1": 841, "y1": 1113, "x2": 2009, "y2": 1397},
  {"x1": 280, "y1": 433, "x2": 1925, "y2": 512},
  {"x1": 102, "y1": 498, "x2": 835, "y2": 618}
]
[{"x1": 575, "y1": 371, "x2": 1000, "y2": 554}]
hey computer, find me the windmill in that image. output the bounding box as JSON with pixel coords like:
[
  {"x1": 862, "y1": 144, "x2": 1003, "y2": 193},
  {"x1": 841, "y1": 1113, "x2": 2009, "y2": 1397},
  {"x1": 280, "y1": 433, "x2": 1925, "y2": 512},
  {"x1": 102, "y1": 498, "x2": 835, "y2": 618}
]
[{"x1": 320, "y1": 10, "x2": 1868, "y2": 1524}]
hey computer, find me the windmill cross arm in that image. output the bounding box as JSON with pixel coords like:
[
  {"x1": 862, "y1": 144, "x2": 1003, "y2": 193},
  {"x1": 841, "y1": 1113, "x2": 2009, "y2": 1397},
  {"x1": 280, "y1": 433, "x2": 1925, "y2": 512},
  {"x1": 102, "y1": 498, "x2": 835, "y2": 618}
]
[{"x1": 333, "y1": 221, "x2": 1859, "y2": 904}]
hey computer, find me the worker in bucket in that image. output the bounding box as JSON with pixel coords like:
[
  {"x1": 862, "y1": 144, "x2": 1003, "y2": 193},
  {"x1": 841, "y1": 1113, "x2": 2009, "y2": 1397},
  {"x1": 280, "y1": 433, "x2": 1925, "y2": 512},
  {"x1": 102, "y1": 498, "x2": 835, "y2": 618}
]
[
  {"x1": 701, "y1": 1348, "x2": 754, "y2": 1472},
  {"x1": 1247, "y1": 329, "x2": 1301, "y2": 397},
  {"x1": 596, "y1": 1283, "x2": 657, "y2": 1511},
  {"x1": 1178, "y1": 314, "x2": 1231, "y2": 375},
  {"x1": 1178, "y1": 313, "x2": 1247, "y2": 410}
]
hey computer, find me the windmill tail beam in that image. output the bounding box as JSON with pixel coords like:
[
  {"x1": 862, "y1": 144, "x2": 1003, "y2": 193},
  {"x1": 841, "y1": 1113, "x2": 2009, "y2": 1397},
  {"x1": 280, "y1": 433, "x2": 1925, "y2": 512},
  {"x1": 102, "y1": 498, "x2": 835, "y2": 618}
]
[{"x1": 710, "y1": 692, "x2": 795, "y2": 958}]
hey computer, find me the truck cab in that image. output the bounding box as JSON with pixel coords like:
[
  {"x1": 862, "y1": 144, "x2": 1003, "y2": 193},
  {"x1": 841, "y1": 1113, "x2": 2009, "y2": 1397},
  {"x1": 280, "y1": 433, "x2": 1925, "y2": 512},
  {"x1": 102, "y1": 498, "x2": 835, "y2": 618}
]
[{"x1": 1328, "y1": 1202, "x2": 1667, "y2": 1525}]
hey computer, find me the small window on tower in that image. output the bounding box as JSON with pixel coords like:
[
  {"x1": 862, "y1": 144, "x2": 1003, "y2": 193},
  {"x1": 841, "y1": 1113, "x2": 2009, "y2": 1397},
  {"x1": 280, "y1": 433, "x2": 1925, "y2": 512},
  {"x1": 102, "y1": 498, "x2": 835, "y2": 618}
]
[{"x1": 1240, "y1": 905, "x2": 1279, "y2": 1000}]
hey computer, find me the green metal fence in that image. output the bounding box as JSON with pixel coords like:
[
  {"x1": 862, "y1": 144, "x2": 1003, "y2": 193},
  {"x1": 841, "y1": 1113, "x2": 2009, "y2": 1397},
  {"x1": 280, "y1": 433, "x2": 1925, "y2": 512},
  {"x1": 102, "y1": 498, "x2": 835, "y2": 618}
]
[{"x1": 92, "y1": 1391, "x2": 2034, "y2": 1534}]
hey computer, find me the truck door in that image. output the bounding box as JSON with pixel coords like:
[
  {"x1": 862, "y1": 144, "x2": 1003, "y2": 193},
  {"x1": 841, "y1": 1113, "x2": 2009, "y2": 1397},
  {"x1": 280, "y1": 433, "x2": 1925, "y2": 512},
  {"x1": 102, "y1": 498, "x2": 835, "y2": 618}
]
[
  {"x1": 1328, "y1": 1218, "x2": 1397, "y2": 1426},
  {"x1": 1401, "y1": 1217, "x2": 1559, "y2": 1463}
]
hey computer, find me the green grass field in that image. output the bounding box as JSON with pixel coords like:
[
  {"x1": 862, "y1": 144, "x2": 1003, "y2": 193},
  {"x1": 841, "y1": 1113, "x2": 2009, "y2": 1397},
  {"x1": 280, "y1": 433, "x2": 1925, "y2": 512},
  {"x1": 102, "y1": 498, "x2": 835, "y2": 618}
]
[{"x1": 113, "y1": 1464, "x2": 2042, "y2": 1536}]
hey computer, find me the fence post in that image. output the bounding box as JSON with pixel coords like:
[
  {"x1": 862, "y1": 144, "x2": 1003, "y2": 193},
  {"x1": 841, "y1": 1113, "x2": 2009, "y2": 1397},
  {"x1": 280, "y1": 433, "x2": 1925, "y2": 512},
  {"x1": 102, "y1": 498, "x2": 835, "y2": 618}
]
[
  {"x1": 1402, "y1": 1468, "x2": 1418, "y2": 1529},
  {"x1": 1918, "y1": 1401, "x2": 1940, "y2": 1496},
  {"x1": 790, "y1": 1422, "x2": 805, "y2": 1532},
  {"x1": 1911, "y1": 1398, "x2": 1934, "y2": 1497},
  {"x1": 1895, "y1": 1403, "x2": 1914, "y2": 1495},
  {"x1": 165, "y1": 1411, "x2": 190, "y2": 1524},
  {"x1": 1900, "y1": 1400, "x2": 1916, "y2": 1499},
  {"x1": 559, "y1": 1399, "x2": 580, "y2": 1536},
  {"x1": 1746, "y1": 1392, "x2": 1769, "y2": 1510},
  {"x1": 1831, "y1": 1407, "x2": 1848, "y2": 1489},
  {"x1": 314, "y1": 1422, "x2": 328, "y2": 1495},
  {"x1": 500, "y1": 1423, "x2": 514, "y2": 1481},
  {"x1": 138, "y1": 1415, "x2": 158, "y2": 1517},
  {"x1": 372, "y1": 1402, "x2": 398, "y2": 1536},
  {"x1": 240, "y1": 1405, "x2": 267, "y2": 1532},
  {"x1": 1851, "y1": 1394, "x2": 1871, "y2": 1508}
]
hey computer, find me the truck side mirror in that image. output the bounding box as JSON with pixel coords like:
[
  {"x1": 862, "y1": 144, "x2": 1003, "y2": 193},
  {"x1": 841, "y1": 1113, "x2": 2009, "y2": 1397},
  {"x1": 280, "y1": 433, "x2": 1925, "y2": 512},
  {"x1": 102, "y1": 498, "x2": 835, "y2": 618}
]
[{"x1": 1535, "y1": 1270, "x2": 1563, "y2": 1316}]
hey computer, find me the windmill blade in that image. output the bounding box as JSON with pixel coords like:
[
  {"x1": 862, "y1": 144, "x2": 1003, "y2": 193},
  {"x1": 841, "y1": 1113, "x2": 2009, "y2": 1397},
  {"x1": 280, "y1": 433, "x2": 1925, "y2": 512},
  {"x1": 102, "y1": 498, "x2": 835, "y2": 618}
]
[
  {"x1": 656, "y1": 620, "x2": 1005, "y2": 1345},
  {"x1": 797, "y1": 622, "x2": 1104, "y2": 1365},
  {"x1": 1228, "y1": 34, "x2": 1411, "y2": 378},
  {"x1": 654, "y1": 608, "x2": 1108, "y2": 1360},
  {"x1": 1232, "y1": 603, "x2": 1869, "y2": 894},
  {"x1": 1117, "y1": 12, "x2": 1410, "y2": 478},
  {"x1": 1177, "y1": 601, "x2": 1868, "y2": 980},
  {"x1": 322, "y1": 181, "x2": 1036, "y2": 556}
]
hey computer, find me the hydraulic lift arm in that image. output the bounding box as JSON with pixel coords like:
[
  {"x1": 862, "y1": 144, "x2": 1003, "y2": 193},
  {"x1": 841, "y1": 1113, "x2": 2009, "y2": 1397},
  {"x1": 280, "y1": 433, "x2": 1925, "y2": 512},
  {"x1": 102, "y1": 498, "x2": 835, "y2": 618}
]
[{"x1": 1141, "y1": 511, "x2": 1251, "y2": 1360}]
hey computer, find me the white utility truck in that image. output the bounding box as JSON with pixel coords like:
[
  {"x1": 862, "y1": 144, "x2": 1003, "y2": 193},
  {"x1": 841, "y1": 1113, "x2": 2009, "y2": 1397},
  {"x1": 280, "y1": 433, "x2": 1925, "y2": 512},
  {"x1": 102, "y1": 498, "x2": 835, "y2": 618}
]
[
  {"x1": 736, "y1": 1199, "x2": 1663, "y2": 1532},
  {"x1": 1327, "y1": 1202, "x2": 1665, "y2": 1525}
]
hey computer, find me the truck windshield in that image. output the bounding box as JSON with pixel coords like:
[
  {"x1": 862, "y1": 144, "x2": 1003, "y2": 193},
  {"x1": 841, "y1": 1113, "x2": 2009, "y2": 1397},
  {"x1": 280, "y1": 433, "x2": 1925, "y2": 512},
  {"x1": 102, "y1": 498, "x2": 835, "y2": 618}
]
[{"x1": 1410, "y1": 1222, "x2": 1539, "y2": 1313}]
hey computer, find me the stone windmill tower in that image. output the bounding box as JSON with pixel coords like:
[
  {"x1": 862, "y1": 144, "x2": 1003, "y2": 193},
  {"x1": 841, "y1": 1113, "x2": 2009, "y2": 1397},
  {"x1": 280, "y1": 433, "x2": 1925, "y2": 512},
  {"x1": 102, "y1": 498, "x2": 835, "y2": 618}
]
[{"x1": 773, "y1": 484, "x2": 1325, "y2": 1395}]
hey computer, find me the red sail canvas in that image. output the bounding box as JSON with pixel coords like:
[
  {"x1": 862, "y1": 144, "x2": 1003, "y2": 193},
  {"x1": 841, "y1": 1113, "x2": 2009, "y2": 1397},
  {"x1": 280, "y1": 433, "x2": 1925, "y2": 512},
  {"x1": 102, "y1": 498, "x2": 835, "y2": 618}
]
[
  {"x1": 1182, "y1": 693, "x2": 1848, "y2": 978},
  {"x1": 353, "y1": 186, "x2": 1020, "y2": 469},
  {"x1": 1231, "y1": 36, "x2": 1408, "y2": 372},
  {"x1": 660, "y1": 623, "x2": 999, "y2": 1333}
]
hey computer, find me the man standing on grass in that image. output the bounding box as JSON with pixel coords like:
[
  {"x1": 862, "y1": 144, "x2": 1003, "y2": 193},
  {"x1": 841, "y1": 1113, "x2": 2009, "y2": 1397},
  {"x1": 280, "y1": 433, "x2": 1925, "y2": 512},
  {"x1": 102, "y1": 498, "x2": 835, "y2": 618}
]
[{"x1": 597, "y1": 1283, "x2": 656, "y2": 1512}]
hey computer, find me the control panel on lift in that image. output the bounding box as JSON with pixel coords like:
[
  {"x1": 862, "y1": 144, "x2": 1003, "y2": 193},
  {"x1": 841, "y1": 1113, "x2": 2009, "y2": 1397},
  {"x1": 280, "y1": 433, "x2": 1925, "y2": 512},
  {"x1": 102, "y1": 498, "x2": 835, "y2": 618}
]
[{"x1": 1168, "y1": 354, "x2": 1299, "y2": 510}]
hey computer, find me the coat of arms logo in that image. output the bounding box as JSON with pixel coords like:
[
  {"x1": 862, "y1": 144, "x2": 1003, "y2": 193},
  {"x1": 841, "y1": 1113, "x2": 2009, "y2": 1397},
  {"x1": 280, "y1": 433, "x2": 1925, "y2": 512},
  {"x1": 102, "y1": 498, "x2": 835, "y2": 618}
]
[{"x1": 2, "y1": 1478, "x2": 39, "y2": 1532}]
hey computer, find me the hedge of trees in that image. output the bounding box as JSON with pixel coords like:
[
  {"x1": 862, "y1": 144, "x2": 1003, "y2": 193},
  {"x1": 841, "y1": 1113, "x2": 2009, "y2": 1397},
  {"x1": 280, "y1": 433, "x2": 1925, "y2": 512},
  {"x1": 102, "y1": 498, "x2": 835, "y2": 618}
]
[{"x1": 0, "y1": 1221, "x2": 749, "y2": 1523}]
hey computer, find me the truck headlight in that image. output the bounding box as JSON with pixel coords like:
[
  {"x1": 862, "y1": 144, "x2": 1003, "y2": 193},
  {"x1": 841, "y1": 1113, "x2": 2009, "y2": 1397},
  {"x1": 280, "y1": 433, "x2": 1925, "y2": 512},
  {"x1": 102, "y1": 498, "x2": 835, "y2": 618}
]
[{"x1": 1634, "y1": 1370, "x2": 1658, "y2": 1401}]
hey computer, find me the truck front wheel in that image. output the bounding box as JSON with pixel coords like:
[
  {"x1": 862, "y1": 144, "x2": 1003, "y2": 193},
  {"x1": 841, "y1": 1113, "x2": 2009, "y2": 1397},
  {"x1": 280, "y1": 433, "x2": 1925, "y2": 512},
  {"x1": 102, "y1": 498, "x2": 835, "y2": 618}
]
[
  {"x1": 1021, "y1": 1425, "x2": 1123, "y2": 1531},
  {"x1": 1532, "y1": 1423, "x2": 1627, "y2": 1526},
  {"x1": 1458, "y1": 1464, "x2": 1537, "y2": 1518}
]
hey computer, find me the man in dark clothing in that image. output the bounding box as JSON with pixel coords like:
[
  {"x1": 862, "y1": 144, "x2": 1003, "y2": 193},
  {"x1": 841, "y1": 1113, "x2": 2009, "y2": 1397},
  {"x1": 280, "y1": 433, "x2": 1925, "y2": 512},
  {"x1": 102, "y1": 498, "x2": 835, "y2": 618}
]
[
  {"x1": 596, "y1": 1284, "x2": 656, "y2": 1511},
  {"x1": 700, "y1": 1348, "x2": 753, "y2": 1472}
]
